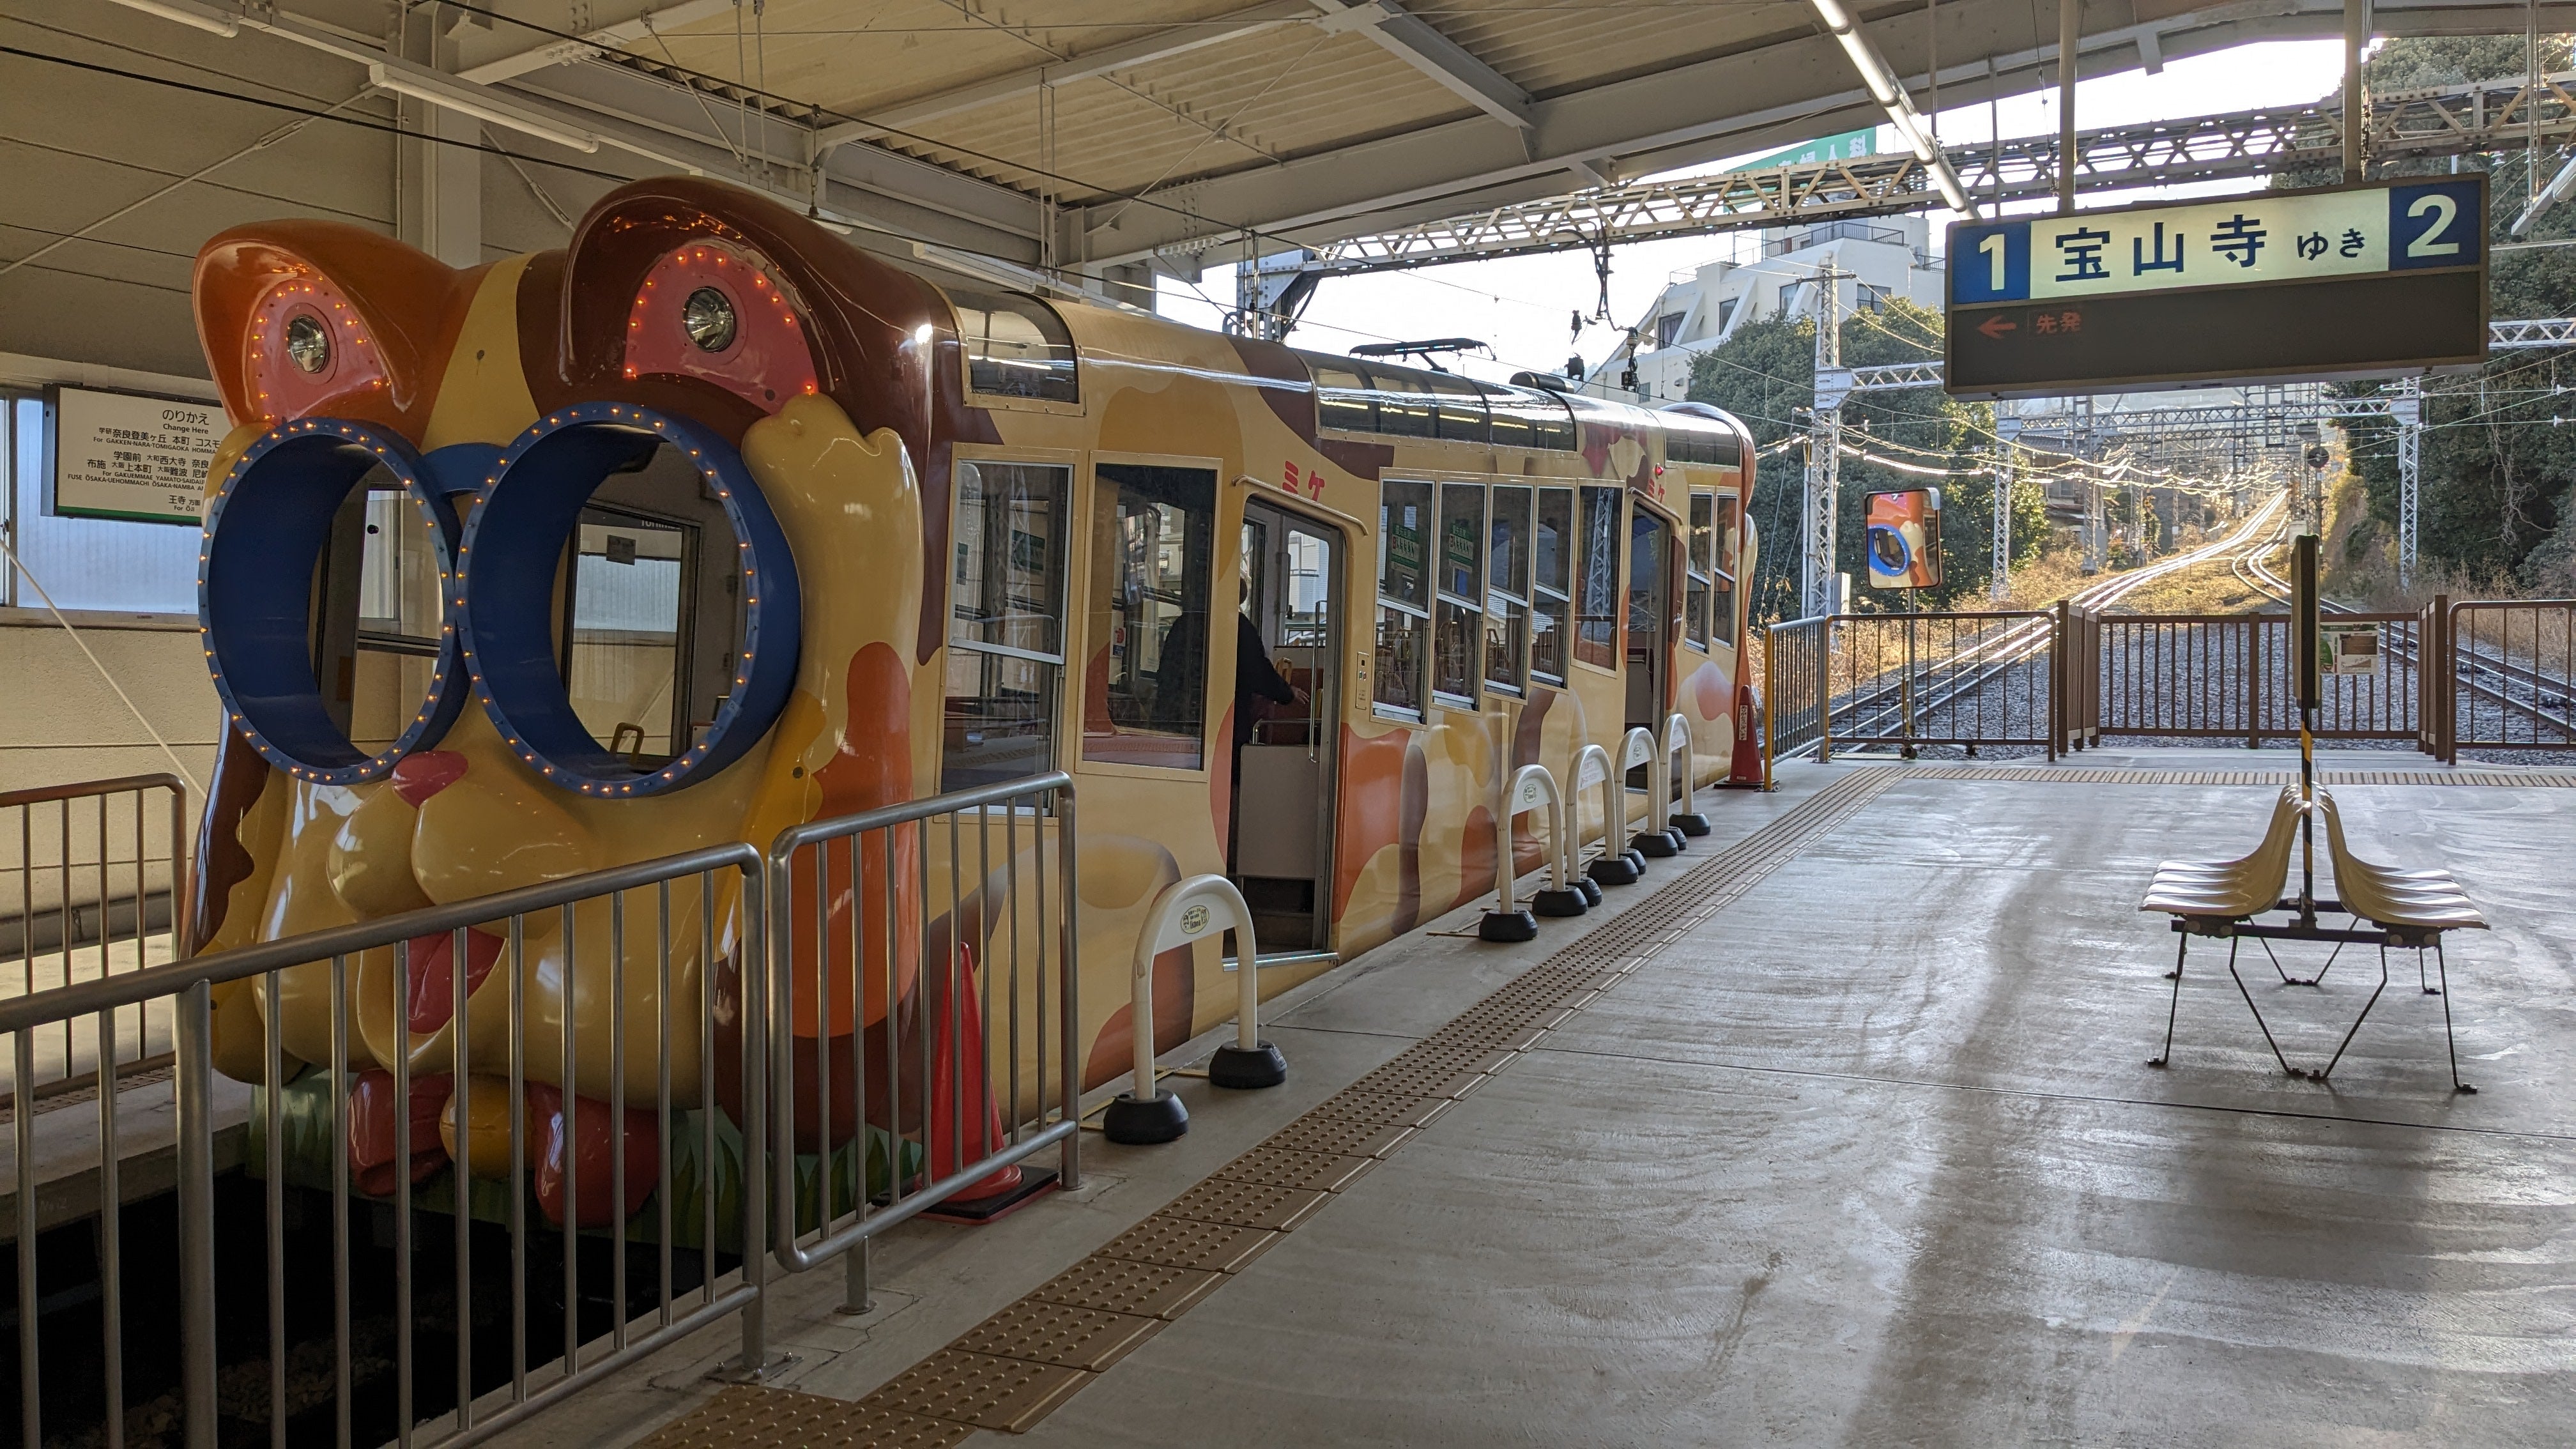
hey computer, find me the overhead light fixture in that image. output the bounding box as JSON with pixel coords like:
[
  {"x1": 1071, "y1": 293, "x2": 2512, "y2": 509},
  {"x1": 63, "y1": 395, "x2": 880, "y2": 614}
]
[
  {"x1": 367, "y1": 59, "x2": 603, "y2": 154},
  {"x1": 116, "y1": 0, "x2": 240, "y2": 36},
  {"x1": 1802, "y1": 0, "x2": 1979, "y2": 218}
]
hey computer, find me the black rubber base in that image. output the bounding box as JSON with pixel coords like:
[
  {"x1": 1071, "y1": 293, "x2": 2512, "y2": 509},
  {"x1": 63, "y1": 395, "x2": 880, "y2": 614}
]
[
  {"x1": 1102, "y1": 1089, "x2": 1189, "y2": 1144},
  {"x1": 1672, "y1": 812, "x2": 1712, "y2": 836},
  {"x1": 1624, "y1": 849, "x2": 1647, "y2": 874},
  {"x1": 1480, "y1": 908, "x2": 1540, "y2": 942},
  {"x1": 1664, "y1": 828, "x2": 1689, "y2": 851},
  {"x1": 920, "y1": 1166, "x2": 1059, "y2": 1224},
  {"x1": 1588, "y1": 855, "x2": 1641, "y2": 887},
  {"x1": 1208, "y1": 1040, "x2": 1289, "y2": 1089},
  {"x1": 1636, "y1": 831, "x2": 1679, "y2": 858},
  {"x1": 1532, "y1": 887, "x2": 1588, "y2": 917},
  {"x1": 1574, "y1": 877, "x2": 1604, "y2": 906}
]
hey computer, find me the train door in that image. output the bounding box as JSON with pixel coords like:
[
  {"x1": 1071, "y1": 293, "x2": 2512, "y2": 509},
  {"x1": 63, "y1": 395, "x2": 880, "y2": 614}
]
[
  {"x1": 1625, "y1": 505, "x2": 1673, "y2": 730},
  {"x1": 1232, "y1": 500, "x2": 1342, "y2": 952}
]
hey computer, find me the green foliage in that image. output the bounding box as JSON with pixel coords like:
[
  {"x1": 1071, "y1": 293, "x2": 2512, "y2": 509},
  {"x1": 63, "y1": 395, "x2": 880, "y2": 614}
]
[
  {"x1": 2291, "y1": 38, "x2": 2576, "y2": 590},
  {"x1": 1687, "y1": 296, "x2": 2046, "y2": 622}
]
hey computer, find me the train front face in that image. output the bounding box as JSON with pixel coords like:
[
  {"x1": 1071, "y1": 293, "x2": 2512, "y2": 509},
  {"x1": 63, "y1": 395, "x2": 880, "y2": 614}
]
[{"x1": 188, "y1": 179, "x2": 960, "y2": 1220}]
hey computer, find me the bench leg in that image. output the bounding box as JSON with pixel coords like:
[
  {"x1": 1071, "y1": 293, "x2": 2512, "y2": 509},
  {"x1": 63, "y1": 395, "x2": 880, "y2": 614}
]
[
  {"x1": 2418, "y1": 944, "x2": 2439, "y2": 996},
  {"x1": 2260, "y1": 935, "x2": 2310, "y2": 987},
  {"x1": 2298, "y1": 919, "x2": 2360, "y2": 988},
  {"x1": 2437, "y1": 940, "x2": 2476, "y2": 1095},
  {"x1": 2149, "y1": 934, "x2": 2188, "y2": 1068},
  {"x1": 2224, "y1": 938, "x2": 2304, "y2": 1078},
  {"x1": 2315, "y1": 945, "x2": 2391, "y2": 1084}
]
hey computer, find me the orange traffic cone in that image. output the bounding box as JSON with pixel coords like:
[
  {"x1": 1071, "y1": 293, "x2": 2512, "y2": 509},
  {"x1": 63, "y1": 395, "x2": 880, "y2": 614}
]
[{"x1": 922, "y1": 943, "x2": 1053, "y2": 1220}]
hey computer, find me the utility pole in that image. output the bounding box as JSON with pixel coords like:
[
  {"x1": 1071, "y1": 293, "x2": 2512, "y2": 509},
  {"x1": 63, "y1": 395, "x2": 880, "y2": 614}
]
[
  {"x1": 1991, "y1": 420, "x2": 2019, "y2": 602},
  {"x1": 1804, "y1": 267, "x2": 1846, "y2": 617},
  {"x1": 2391, "y1": 378, "x2": 2423, "y2": 587},
  {"x1": 2343, "y1": 0, "x2": 2366, "y2": 184},
  {"x1": 2076, "y1": 397, "x2": 2105, "y2": 573},
  {"x1": 2057, "y1": 0, "x2": 2080, "y2": 212}
]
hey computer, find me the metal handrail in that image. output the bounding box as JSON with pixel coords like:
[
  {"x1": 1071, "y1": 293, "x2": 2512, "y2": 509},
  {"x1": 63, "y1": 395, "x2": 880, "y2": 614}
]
[{"x1": 764, "y1": 771, "x2": 1080, "y2": 1285}]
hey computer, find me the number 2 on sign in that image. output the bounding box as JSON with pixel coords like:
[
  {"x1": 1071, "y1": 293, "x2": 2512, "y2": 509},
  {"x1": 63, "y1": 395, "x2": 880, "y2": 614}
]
[
  {"x1": 1281, "y1": 462, "x2": 1324, "y2": 499},
  {"x1": 2407, "y1": 194, "x2": 2462, "y2": 258}
]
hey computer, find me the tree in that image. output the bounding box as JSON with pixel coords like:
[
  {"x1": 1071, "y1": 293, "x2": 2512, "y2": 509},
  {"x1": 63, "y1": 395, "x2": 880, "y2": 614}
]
[
  {"x1": 1687, "y1": 296, "x2": 2046, "y2": 622},
  {"x1": 2295, "y1": 37, "x2": 2576, "y2": 592}
]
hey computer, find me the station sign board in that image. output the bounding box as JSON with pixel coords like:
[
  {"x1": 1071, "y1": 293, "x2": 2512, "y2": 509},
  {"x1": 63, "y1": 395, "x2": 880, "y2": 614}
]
[
  {"x1": 49, "y1": 386, "x2": 222, "y2": 525},
  {"x1": 1943, "y1": 176, "x2": 2488, "y2": 399},
  {"x1": 1730, "y1": 127, "x2": 1877, "y2": 172}
]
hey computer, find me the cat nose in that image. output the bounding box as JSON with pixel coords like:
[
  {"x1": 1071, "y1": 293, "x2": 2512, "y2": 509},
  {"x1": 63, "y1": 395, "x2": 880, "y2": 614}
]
[{"x1": 391, "y1": 751, "x2": 470, "y2": 806}]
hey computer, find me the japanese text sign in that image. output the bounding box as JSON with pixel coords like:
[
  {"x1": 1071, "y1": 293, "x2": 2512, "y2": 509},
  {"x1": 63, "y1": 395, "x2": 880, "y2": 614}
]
[
  {"x1": 1950, "y1": 180, "x2": 2482, "y2": 305},
  {"x1": 1943, "y1": 176, "x2": 2488, "y2": 399},
  {"x1": 51, "y1": 387, "x2": 222, "y2": 525}
]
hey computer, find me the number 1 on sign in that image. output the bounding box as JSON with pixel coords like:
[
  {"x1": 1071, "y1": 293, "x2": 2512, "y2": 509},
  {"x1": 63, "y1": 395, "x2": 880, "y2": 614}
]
[{"x1": 1979, "y1": 232, "x2": 2008, "y2": 291}]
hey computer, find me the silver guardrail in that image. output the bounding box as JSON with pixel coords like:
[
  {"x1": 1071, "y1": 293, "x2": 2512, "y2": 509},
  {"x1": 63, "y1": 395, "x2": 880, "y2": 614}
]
[
  {"x1": 0, "y1": 837, "x2": 770, "y2": 1449},
  {"x1": 764, "y1": 772, "x2": 1080, "y2": 1314},
  {"x1": 3, "y1": 773, "x2": 191, "y2": 1100}
]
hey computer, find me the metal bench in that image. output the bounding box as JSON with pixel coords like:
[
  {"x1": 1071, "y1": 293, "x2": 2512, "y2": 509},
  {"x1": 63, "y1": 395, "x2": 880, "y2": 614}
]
[
  {"x1": 2306, "y1": 790, "x2": 2487, "y2": 1093},
  {"x1": 2139, "y1": 787, "x2": 2310, "y2": 1075}
]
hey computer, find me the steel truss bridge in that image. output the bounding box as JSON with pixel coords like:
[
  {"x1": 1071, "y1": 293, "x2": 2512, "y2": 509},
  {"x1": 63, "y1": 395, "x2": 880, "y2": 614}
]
[{"x1": 1241, "y1": 70, "x2": 2576, "y2": 328}]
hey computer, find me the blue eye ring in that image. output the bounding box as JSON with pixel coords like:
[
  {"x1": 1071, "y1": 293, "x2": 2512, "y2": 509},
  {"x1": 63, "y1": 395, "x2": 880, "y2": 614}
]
[
  {"x1": 198, "y1": 418, "x2": 470, "y2": 786},
  {"x1": 456, "y1": 401, "x2": 802, "y2": 797}
]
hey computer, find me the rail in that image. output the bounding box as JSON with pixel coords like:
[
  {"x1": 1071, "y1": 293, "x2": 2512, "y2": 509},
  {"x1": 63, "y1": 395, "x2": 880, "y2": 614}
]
[
  {"x1": 1818, "y1": 610, "x2": 2060, "y2": 759},
  {"x1": 2446, "y1": 600, "x2": 2576, "y2": 756},
  {"x1": 0, "y1": 838, "x2": 768, "y2": 1449},
  {"x1": 2, "y1": 774, "x2": 191, "y2": 1101},
  {"x1": 1761, "y1": 616, "x2": 1830, "y2": 788},
  {"x1": 764, "y1": 772, "x2": 1080, "y2": 1309}
]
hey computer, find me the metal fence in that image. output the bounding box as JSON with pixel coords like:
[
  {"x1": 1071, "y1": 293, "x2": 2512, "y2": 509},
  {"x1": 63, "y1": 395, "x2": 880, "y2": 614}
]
[
  {"x1": 1818, "y1": 610, "x2": 2058, "y2": 758},
  {"x1": 765, "y1": 772, "x2": 1080, "y2": 1312},
  {"x1": 2, "y1": 774, "x2": 190, "y2": 1103},
  {"x1": 2078, "y1": 611, "x2": 2427, "y2": 747},
  {"x1": 1761, "y1": 616, "x2": 1827, "y2": 788},
  {"x1": 2446, "y1": 599, "x2": 2576, "y2": 756},
  {"x1": 0, "y1": 770, "x2": 1085, "y2": 1449}
]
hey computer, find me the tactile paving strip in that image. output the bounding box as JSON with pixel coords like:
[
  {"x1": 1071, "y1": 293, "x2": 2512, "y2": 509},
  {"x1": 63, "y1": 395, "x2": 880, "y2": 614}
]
[
  {"x1": 949, "y1": 1301, "x2": 1163, "y2": 1372},
  {"x1": 639, "y1": 768, "x2": 1897, "y2": 1443},
  {"x1": 1153, "y1": 1176, "x2": 1330, "y2": 1233}
]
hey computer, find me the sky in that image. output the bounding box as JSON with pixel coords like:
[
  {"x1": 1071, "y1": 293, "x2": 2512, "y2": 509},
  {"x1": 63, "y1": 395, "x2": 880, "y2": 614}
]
[{"x1": 1153, "y1": 39, "x2": 2355, "y2": 382}]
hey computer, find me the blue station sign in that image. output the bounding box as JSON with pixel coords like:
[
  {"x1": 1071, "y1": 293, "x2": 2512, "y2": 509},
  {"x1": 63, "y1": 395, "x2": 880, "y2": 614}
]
[{"x1": 1943, "y1": 176, "x2": 2489, "y2": 399}]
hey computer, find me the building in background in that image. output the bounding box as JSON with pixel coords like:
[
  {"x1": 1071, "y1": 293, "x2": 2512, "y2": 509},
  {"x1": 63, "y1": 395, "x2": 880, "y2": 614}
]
[{"x1": 1577, "y1": 216, "x2": 1945, "y2": 404}]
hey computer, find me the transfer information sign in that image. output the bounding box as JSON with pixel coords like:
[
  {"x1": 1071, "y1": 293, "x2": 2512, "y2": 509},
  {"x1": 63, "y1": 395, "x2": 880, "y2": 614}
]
[
  {"x1": 50, "y1": 386, "x2": 223, "y2": 525},
  {"x1": 1944, "y1": 176, "x2": 2488, "y2": 399}
]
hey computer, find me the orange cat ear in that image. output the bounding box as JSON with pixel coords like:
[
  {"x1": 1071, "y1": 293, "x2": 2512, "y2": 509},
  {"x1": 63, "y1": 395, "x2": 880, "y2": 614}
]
[{"x1": 194, "y1": 222, "x2": 480, "y2": 436}]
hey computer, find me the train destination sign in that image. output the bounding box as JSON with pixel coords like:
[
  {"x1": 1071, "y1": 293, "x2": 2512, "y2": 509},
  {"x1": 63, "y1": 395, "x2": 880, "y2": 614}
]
[{"x1": 1943, "y1": 176, "x2": 2488, "y2": 399}]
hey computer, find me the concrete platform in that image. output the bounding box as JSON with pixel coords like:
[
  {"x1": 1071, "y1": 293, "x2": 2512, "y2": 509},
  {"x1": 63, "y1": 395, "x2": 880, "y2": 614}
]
[{"x1": 511, "y1": 752, "x2": 2576, "y2": 1447}]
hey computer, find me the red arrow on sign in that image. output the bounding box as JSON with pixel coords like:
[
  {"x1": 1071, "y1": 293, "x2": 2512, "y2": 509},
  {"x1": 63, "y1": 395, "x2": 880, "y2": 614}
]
[{"x1": 1977, "y1": 315, "x2": 2018, "y2": 339}]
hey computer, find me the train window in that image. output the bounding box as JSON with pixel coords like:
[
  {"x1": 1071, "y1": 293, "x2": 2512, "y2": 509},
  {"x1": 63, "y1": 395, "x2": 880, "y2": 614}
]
[
  {"x1": 942, "y1": 461, "x2": 1070, "y2": 790},
  {"x1": 1373, "y1": 479, "x2": 1433, "y2": 718},
  {"x1": 1573, "y1": 485, "x2": 1623, "y2": 671},
  {"x1": 948, "y1": 288, "x2": 1078, "y2": 403},
  {"x1": 1432, "y1": 483, "x2": 1485, "y2": 705},
  {"x1": 1310, "y1": 358, "x2": 1376, "y2": 432},
  {"x1": 1530, "y1": 486, "x2": 1572, "y2": 684},
  {"x1": 1486, "y1": 485, "x2": 1531, "y2": 696},
  {"x1": 1664, "y1": 427, "x2": 1742, "y2": 468},
  {"x1": 1499, "y1": 390, "x2": 1577, "y2": 452},
  {"x1": 1425, "y1": 372, "x2": 1489, "y2": 444},
  {"x1": 1086, "y1": 463, "x2": 1215, "y2": 769},
  {"x1": 1712, "y1": 491, "x2": 1740, "y2": 648},
  {"x1": 1370, "y1": 369, "x2": 1436, "y2": 438},
  {"x1": 1685, "y1": 491, "x2": 1712, "y2": 652}
]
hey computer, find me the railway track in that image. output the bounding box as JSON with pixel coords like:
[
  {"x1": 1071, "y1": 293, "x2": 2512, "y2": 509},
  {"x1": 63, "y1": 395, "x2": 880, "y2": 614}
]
[
  {"x1": 1831, "y1": 491, "x2": 2292, "y2": 747},
  {"x1": 2232, "y1": 525, "x2": 2576, "y2": 740}
]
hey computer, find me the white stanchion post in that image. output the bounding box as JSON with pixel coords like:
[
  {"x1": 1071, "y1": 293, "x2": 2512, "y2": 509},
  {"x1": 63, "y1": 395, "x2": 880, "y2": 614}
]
[
  {"x1": 1483, "y1": 764, "x2": 1588, "y2": 940},
  {"x1": 1665, "y1": 711, "x2": 1711, "y2": 837},
  {"x1": 1103, "y1": 875, "x2": 1280, "y2": 1145},
  {"x1": 1574, "y1": 742, "x2": 1637, "y2": 889},
  {"x1": 1625, "y1": 726, "x2": 1680, "y2": 859}
]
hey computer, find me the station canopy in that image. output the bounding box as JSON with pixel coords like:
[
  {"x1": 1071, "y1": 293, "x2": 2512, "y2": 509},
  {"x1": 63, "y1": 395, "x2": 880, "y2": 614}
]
[{"x1": 117, "y1": 0, "x2": 2576, "y2": 288}]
